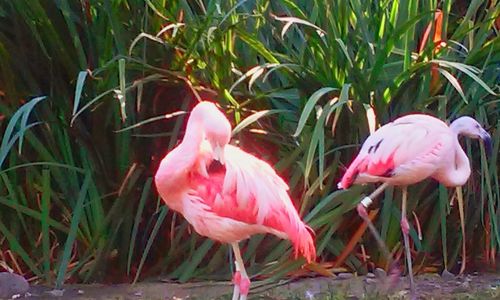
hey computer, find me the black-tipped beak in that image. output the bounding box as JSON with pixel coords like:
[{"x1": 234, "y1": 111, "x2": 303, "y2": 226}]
[{"x1": 481, "y1": 130, "x2": 492, "y2": 156}]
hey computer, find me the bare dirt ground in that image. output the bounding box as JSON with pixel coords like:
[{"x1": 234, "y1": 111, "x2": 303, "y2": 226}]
[{"x1": 17, "y1": 273, "x2": 500, "y2": 300}]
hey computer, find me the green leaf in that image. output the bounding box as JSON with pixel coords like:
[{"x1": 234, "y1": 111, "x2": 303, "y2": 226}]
[
  {"x1": 72, "y1": 71, "x2": 88, "y2": 117},
  {"x1": 56, "y1": 172, "x2": 91, "y2": 287},
  {"x1": 115, "y1": 111, "x2": 187, "y2": 133},
  {"x1": 41, "y1": 169, "x2": 51, "y2": 282},
  {"x1": 437, "y1": 67, "x2": 468, "y2": 104},
  {"x1": 0, "y1": 96, "x2": 46, "y2": 168},
  {"x1": 178, "y1": 236, "x2": 215, "y2": 282},
  {"x1": 133, "y1": 205, "x2": 168, "y2": 283},
  {"x1": 0, "y1": 219, "x2": 42, "y2": 277},
  {"x1": 118, "y1": 58, "x2": 127, "y2": 121},
  {"x1": 434, "y1": 60, "x2": 497, "y2": 96},
  {"x1": 235, "y1": 28, "x2": 279, "y2": 64},
  {"x1": 293, "y1": 87, "x2": 337, "y2": 137},
  {"x1": 127, "y1": 178, "x2": 152, "y2": 275},
  {"x1": 273, "y1": 14, "x2": 326, "y2": 39},
  {"x1": 232, "y1": 109, "x2": 291, "y2": 136}
]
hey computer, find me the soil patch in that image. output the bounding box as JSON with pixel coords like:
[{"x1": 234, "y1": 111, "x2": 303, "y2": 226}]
[{"x1": 13, "y1": 273, "x2": 500, "y2": 300}]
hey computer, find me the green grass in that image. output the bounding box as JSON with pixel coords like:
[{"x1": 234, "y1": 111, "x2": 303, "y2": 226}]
[{"x1": 0, "y1": 0, "x2": 499, "y2": 286}]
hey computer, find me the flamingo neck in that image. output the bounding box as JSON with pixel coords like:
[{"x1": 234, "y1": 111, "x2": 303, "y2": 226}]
[
  {"x1": 155, "y1": 115, "x2": 204, "y2": 210},
  {"x1": 439, "y1": 135, "x2": 471, "y2": 187},
  {"x1": 182, "y1": 113, "x2": 205, "y2": 150}
]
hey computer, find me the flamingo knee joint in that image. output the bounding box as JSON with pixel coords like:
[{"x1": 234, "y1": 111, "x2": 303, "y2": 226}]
[{"x1": 360, "y1": 196, "x2": 373, "y2": 208}]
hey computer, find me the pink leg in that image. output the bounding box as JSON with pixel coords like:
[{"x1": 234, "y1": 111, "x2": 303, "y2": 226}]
[
  {"x1": 232, "y1": 271, "x2": 241, "y2": 285},
  {"x1": 357, "y1": 203, "x2": 369, "y2": 218},
  {"x1": 357, "y1": 184, "x2": 403, "y2": 292},
  {"x1": 355, "y1": 185, "x2": 391, "y2": 260},
  {"x1": 400, "y1": 217, "x2": 410, "y2": 235},
  {"x1": 401, "y1": 187, "x2": 415, "y2": 294},
  {"x1": 456, "y1": 187, "x2": 467, "y2": 275},
  {"x1": 357, "y1": 201, "x2": 395, "y2": 273},
  {"x1": 231, "y1": 242, "x2": 250, "y2": 300},
  {"x1": 231, "y1": 271, "x2": 240, "y2": 300},
  {"x1": 232, "y1": 271, "x2": 249, "y2": 294}
]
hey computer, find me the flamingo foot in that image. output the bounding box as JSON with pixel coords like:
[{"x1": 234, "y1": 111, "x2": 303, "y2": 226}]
[
  {"x1": 231, "y1": 243, "x2": 250, "y2": 300},
  {"x1": 402, "y1": 229, "x2": 415, "y2": 295},
  {"x1": 239, "y1": 276, "x2": 250, "y2": 300},
  {"x1": 356, "y1": 203, "x2": 369, "y2": 219},
  {"x1": 387, "y1": 262, "x2": 401, "y2": 290},
  {"x1": 400, "y1": 217, "x2": 410, "y2": 235}
]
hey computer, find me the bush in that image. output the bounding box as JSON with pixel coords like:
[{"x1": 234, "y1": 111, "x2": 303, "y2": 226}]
[{"x1": 0, "y1": 0, "x2": 498, "y2": 286}]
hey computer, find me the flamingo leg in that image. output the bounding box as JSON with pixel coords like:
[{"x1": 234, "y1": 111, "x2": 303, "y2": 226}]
[
  {"x1": 231, "y1": 261, "x2": 240, "y2": 300},
  {"x1": 356, "y1": 183, "x2": 395, "y2": 267},
  {"x1": 456, "y1": 186, "x2": 466, "y2": 275},
  {"x1": 401, "y1": 187, "x2": 415, "y2": 293},
  {"x1": 231, "y1": 242, "x2": 250, "y2": 300}
]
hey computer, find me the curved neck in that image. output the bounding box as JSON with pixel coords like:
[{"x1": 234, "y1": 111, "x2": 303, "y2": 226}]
[
  {"x1": 155, "y1": 114, "x2": 204, "y2": 205},
  {"x1": 449, "y1": 121, "x2": 461, "y2": 135},
  {"x1": 439, "y1": 137, "x2": 471, "y2": 187},
  {"x1": 180, "y1": 114, "x2": 205, "y2": 152}
]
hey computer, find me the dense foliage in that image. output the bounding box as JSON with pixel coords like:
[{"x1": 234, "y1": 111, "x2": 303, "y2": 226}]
[{"x1": 0, "y1": 0, "x2": 499, "y2": 287}]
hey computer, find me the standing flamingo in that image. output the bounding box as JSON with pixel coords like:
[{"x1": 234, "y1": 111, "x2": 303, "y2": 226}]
[
  {"x1": 337, "y1": 114, "x2": 491, "y2": 293},
  {"x1": 155, "y1": 101, "x2": 316, "y2": 300}
]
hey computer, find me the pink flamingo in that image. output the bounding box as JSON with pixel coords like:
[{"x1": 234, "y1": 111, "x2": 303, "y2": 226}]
[
  {"x1": 155, "y1": 101, "x2": 316, "y2": 300},
  {"x1": 338, "y1": 114, "x2": 491, "y2": 293}
]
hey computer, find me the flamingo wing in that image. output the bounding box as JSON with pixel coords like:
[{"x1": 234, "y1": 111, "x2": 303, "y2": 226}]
[
  {"x1": 339, "y1": 114, "x2": 453, "y2": 188},
  {"x1": 212, "y1": 145, "x2": 315, "y2": 262}
]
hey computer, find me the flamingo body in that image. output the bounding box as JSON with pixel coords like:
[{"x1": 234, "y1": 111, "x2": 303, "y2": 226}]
[
  {"x1": 339, "y1": 114, "x2": 483, "y2": 189},
  {"x1": 155, "y1": 101, "x2": 315, "y2": 299},
  {"x1": 161, "y1": 144, "x2": 315, "y2": 259},
  {"x1": 338, "y1": 113, "x2": 490, "y2": 294}
]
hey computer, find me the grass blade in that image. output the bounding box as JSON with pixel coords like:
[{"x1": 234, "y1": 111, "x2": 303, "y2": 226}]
[
  {"x1": 293, "y1": 87, "x2": 337, "y2": 137},
  {"x1": 55, "y1": 172, "x2": 91, "y2": 288},
  {"x1": 133, "y1": 205, "x2": 168, "y2": 284},
  {"x1": 41, "y1": 169, "x2": 51, "y2": 283},
  {"x1": 72, "y1": 71, "x2": 88, "y2": 117},
  {"x1": 232, "y1": 109, "x2": 290, "y2": 136},
  {"x1": 127, "y1": 178, "x2": 152, "y2": 275}
]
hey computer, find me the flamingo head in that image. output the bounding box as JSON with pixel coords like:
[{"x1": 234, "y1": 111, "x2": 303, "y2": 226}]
[
  {"x1": 192, "y1": 101, "x2": 231, "y2": 164},
  {"x1": 450, "y1": 116, "x2": 492, "y2": 155}
]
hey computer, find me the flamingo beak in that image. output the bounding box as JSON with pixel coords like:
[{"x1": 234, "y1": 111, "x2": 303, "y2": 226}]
[
  {"x1": 197, "y1": 159, "x2": 209, "y2": 178},
  {"x1": 480, "y1": 129, "x2": 492, "y2": 157},
  {"x1": 213, "y1": 144, "x2": 225, "y2": 165}
]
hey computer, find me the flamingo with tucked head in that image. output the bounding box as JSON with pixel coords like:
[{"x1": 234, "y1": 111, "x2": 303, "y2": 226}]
[
  {"x1": 338, "y1": 114, "x2": 491, "y2": 293},
  {"x1": 155, "y1": 101, "x2": 315, "y2": 300}
]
